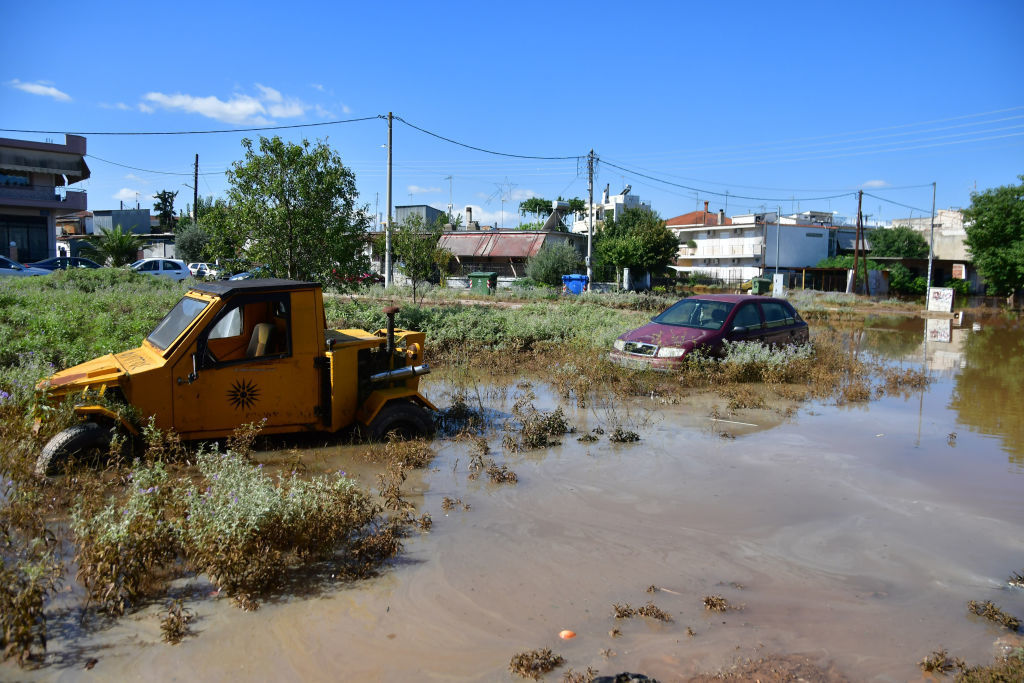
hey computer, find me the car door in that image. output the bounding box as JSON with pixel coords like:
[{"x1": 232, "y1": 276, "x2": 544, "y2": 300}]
[
  {"x1": 759, "y1": 300, "x2": 802, "y2": 346},
  {"x1": 161, "y1": 260, "x2": 186, "y2": 281},
  {"x1": 171, "y1": 291, "x2": 319, "y2": 437},
  {"x1": 137, "y1": 260, "x2": 160, "y2": 276},
  {"x1": 726, "y1": 301, "x2": 767, "y2": 345}
]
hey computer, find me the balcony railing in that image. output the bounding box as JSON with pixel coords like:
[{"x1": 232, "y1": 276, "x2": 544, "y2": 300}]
[{"x1": 0, "y1": 185, "x2": 87, "y2": 208}]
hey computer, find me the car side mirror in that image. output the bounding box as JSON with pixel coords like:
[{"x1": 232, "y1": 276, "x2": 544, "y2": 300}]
[{"x1": 730, "y1": 325, "x2": 747, "y2": 334}]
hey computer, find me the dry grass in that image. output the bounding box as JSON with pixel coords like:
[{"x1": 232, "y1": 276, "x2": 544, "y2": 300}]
[
  {"x1": 967, "y1": 600, "x2": 1021, "y2": 630},
  {"x1": 509, "y1": 648, "x2": 565, "y2": 680}
]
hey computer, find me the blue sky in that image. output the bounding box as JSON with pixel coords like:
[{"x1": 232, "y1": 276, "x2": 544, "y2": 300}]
[{"x1": 3, "y1": 0, "x2": 1022, "y2": 227}]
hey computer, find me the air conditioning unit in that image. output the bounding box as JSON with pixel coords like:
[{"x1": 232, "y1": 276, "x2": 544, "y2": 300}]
[
  {"x1": 702, "y1": 259, "x2": 711, "y2": 265},
  {"x1": 714, "y1": 258, "x2": 720, "y2": 265},
  {"x1": 732, "y1": 258, "x2": 739, "y2": 264}
]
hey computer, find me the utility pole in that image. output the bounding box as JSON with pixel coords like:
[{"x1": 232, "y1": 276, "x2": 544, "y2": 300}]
[
  {"x1": 586, "y1": 149, "x2": 594, "y2": 288},
  {"x1": 193, "y1": 154, "x2": 199, "y2": 222},
  {"x1": 385, "y1": 112, "x2": 393, "y2": 289},
  {"x1": 774, "y1": 206, "x2": 781, "y2": 275},
  {"x1": 926, "y1": 181, "x2": 936, "y2": 301},
  {"x1": 444, "y1": 175, "x2": 453, "y2": 222},
  {"x1": 860, "y1": 193, "x2": 871, "y2": 296},
  {"x1": 850, "y1": 190, "x2": 863, "y2": 294}
]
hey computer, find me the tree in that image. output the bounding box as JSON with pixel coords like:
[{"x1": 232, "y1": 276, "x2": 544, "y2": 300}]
[
  {"x1": 153, "y1": 190, "x2": 178, "y2": 233},
  {"x1": 392, "y1": 214, "x2": 449, "y2": 303},
  {"x1": 224, "y1": 136, "x2": 370, "y2": 281},
  {"x1": 518, "y1": 196, "x2": 587, "y2": 218},
  {"x1": 175, "y1": 222, "x2": 211, "y2": 264},
  {"x1": 868, "y1": 225, "x2": 929, "y2": 258},
  {"x1": 79, "y1": 225, "x2": 144, "y2": 267},
  {"x1": 594, "y1": 208, "x2": 678, "y2": 285},
  {"x1": 963, "y1": 175, "x2": 1024, "y2": 300},
  {"x1": 525, "y1": 242, "x2": 583, "y2": 287}
]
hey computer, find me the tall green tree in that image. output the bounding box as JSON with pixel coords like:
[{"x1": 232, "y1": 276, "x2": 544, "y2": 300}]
[
  {"x1": 963, "y1": 175, "x2": 1024, "y2": 300},
  {"x1": 518, "y1": 196, "x2": 587, "y2": 218},
  {"x1": 594, "y1": 208, "x2": 678, "y2": 285},
  {"x1": 868, "y1": 225, "x2": 929, "y2": 258},
  {"x1": 79, "y1": 225, "x2": 144, "y2": 267},
  {"x1": 392, "y1": 214, "x2": 449, "y2": 303},
  {"x1": 153, "y1": 190, "x2": 178, "y2": 233},
  {"x1": 224, "y1": 136, "x2": 370, "y2": 281}
]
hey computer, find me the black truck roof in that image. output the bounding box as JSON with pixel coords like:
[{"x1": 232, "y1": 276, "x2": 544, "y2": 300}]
[{"x1": 190, "y1": 278, "x2": 321, "y2": 298}]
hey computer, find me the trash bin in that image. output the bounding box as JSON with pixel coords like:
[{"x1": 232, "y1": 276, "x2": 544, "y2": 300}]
[
  {"x1": 750, "y1": 277, "x2": 772, "y2": 295},
  {"x1": 468, "y1": 271, "x2": 498, "y2": 295},
  {"x1": 561, "y1": 274, "x2": 589, "y2": 295}
]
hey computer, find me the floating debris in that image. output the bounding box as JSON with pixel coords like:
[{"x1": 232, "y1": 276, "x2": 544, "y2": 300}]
[
  {"x1": 608, "y1": 428, "x2": 640, "y2": 443},
  {"x1": 918, "y1": 647, "x2": 964, "y2": 674},
  {"x1": 636, "y1": 602, "x2": 673, "y2": 622},
  {"x1": 561, "y1": 667, "x2": 599, "y2": 683},
  {"x1": 703, "y1": 595, "x2": 730, "y2": 612},
  {"x1": 509, "y1": 648, "x2": 565, "y2": 680},
  {"x1": 967, "y1": 600, "x2": 1021, "y2": 630}
]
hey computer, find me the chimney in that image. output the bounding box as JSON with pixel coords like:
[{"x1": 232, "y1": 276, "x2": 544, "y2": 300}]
[
  {"x1": 703, "y1": 201, "x2": 709, "y2": 225},
  {"x1": 718, "y1": 209, "x2": 725, "y2": 226},
  {"x1": 465, "y1": 206, "x2": 472, "y2": 225}
]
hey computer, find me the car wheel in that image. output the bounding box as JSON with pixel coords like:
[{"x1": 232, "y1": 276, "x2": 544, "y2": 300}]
[
  {"x1": 36, "y1": 422, "x2": 113, "y2": 476},
  {"x1": 364, "y1": 401, "x2": 434, "y2": 441}
]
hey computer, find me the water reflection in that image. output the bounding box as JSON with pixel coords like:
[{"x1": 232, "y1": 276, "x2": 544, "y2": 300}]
[{"x1": 950, "y1": 323, "x2": 1024, "y2": 465}]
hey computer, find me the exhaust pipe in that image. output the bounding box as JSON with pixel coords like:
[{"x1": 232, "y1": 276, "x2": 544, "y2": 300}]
[
  {"x1": 383, "y1": 305, "x2": 399, "y2": 355},
  {"x1": 370, "y1": 363, "x2": 431, "y2": 384}
]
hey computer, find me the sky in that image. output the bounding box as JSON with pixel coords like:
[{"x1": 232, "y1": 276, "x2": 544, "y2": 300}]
[{"x1": 2, "y1": 0, "x2": 1022, "y2": 229}]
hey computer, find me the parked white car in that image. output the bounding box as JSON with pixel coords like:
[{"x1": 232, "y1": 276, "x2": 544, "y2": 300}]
[
  {"x1": 187, "y1": 262, "x2": 220, "y2": 278},
  {"x1": 130, "y1": 258, "x2": 190, "y2": 281}
]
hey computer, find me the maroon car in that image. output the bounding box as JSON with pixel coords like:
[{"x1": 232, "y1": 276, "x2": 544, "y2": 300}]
[{"x1": 609, "y1": 294, "x2": 809, "y2": 370}]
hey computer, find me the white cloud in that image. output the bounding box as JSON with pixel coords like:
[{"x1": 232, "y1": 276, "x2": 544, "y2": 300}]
[
  {"x1": 124, "y1": 174, "x2": 150, "y2": 185},
  {"x1": 113, "y1": 188, "x2": 142, "y2": 202},
  {"x1": 140, "y1": 85, "x2": 309, "y2": 125},
  {"x1": 461, "y1": 204, "x2": 516, "y2": 227},
  {"x1": 314, "y1": 104, "x2": 335, "y2": 118},
  {"x1": 8, "y1": 79, "x2": 71, "y2": 102},
  {"x1": 861, "y1": 179, "x2": 888, "y2": 188},
  {"x1": 138, "y1": 102, "x2": 155, "y2": 113},
  {"x1": 510, "y1": 188, "x2": 539, "y2": 201},
  {"x1": 341, "y1": 104, "x2": 352, "y2": 114},
  {"x1": 408, "y1": 185, "x2": 442, "y2": 195},
  {"x1": 310, "y1": 83, "x2": 325, "y2": 92}
]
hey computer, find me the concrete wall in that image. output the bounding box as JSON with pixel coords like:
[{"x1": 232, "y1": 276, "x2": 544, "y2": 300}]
[
  {"x1": 765, "y1": 224, "x2": 829, "y2": 268},
  {"x1": 395, "y1": 205, "x2": 444, "y2": 227},
  {"x1": 93, "y1": 209, "x2": 151, "y2": 234}
]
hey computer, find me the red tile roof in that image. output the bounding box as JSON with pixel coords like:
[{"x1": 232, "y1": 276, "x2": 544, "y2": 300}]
[{"x1": 665, "y1": 210, "x2": 732, "y2": 227}]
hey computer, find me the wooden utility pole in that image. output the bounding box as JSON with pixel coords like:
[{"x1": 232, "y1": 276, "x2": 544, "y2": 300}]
[
  {"x1": 193, "y1": 154, "x2": 199, "y2": 222},
  {"x1": 385, "y1": 112, "x2": 393, "y2": 288},
  {"x1": 860, "y1": 190, "x2": 870, "y2": 296},
  {"x1": 586, "y1": 149, "x2": 594, "y2": 287},
  {"x1": 926, "y1": 181, "x2": 936, "y2": 300}
]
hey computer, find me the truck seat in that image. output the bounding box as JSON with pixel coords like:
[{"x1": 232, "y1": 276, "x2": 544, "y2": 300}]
[{"x1": 246, "y1": 323, "x2": 275, "y2": 358}]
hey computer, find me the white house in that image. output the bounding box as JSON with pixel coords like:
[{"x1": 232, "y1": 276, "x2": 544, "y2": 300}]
[{"x1": 570, "y1": 184, "x2": 651, "y2": 235}]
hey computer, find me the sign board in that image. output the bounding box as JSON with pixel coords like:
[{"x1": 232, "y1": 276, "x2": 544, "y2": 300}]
[
  {"x1": 952, "y1": 263, "x2": 966, "y2": 280},
  {"x1": 927, "y1": 287, "x2": 954, "y2": 313}
]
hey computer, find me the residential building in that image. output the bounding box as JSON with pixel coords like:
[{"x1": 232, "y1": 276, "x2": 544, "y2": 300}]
[
  {"x1": 93, "y1": 208, "x2": 151, "y2": 235},
  {"x1": 436, "y1": 230, "x2": 586, "y2": 278},
  {"x1": 0, "y1": 134, "x2": 89, "y2": 262},
  {"x1": 571, "y1": 185, "x2": 652, "y2": 235},
  {"x1": 670, "y1": 202, "x2": 835, "y2": 282},
  {"x1": 56, "y1": 210, "x2": 93, "y2": 236},
  {"x1": 394, "y1": 204, "x2": 445, "y2": 228},
  {"x1": 891, "y1": 208, "x2": 967, "y2": 261}
]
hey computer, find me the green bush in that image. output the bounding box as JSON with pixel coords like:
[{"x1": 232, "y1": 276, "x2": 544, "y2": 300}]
[
  {"x1": 944, "y1": 279, "x2": 972, "y2": 297},
  {"x1": 525, "y1": 242, "x2": 583, "y2": 287}
]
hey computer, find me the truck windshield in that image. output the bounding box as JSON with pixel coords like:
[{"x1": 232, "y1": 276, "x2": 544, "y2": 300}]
[
  {"x1": 652, "y1": 299, "x2": 735, "y2": 330},
  {"x1": 147, "y1": 296, "x2": 209, "y2": 351}
]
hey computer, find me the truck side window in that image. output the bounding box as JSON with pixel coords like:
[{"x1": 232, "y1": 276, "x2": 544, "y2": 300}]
[{"x1": 209, "y1": 306, "x2": 242, "y2": 339}]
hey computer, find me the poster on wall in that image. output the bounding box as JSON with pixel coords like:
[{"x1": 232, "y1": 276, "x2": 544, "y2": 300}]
[{"x1": 927, "y1": 287, "x2": 954, "y2": 313}]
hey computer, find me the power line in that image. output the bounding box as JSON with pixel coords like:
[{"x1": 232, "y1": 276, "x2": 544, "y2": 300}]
[
  {"x1": 0, "y1": 115, "x2": 385, "y2": 136},
  {"x1": 87, "y1": 154, "x2": 225, "y2": 176},
  {"x1": 862, "y1": 192, "x2": 932, "y2": 215},
  {"x1": 394, "y1": 116, "x2": 582, "y2": 160},
  {"x1": 599, "y1": 158, "x2": 855, "y2": 203}
]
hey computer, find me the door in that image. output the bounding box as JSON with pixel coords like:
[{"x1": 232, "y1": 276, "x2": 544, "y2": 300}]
[
  {"x1": 759, "y1": 300, "x2": 801, "y2": 346},
  {"x1": 726, "y1": 301, "x2": 767, "y2": 344},
  {"x1": 161, "y1": 260, "x2": 186, "y2": 280},
  {"x1": 171, "y1": 292, "x2": 319, "y2": 437}
]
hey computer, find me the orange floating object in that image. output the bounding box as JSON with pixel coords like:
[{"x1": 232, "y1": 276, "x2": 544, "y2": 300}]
[{"x1": 559, "y1": 630, "x2": 576, "y2": 640}]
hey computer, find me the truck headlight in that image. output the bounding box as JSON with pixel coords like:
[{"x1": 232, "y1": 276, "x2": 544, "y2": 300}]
[
  {"x1": 656, "y1": 346, "x2": 687, "y2": 358},
  {"x1": 613, "y1": 340, "x2": 626, "y2": 351}
]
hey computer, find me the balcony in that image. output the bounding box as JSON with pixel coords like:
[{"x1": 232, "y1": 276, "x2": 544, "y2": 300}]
[{"x1": 0, "y1": 185, "x2": 87, "y2": 211}]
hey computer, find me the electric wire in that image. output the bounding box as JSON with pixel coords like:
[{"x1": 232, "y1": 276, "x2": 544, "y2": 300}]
[
  {"x1": 0, "y1": 115, "x2": 385, "y2": 136},
  {"x1": 862, "y1": 192, "x2": 933, "y2": 215},
  {"x1": 87, "y1": 154, "x2": 226, "y2": 176},
  {"x1": 393, "y1": 116, "x2": 582, "y2": 160}
]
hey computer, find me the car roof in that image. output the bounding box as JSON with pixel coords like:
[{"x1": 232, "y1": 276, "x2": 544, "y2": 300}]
[
  {"x1": 687, "y1": 294, "x2": 788, "y2": 304},
  {"x1": 190, "y1": 278, "x2": 320, "y2": 298}
]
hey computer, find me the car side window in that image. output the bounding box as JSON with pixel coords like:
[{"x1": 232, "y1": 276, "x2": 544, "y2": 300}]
[
  {"x1": 139, "y1": 260, "x2": 159, "y2": 271},
  {"x1": 163, "y1": 260, "x2": 182, "y2": 270},
  {"x1": 761, "y1": 302, "x2": 794, "y2": 328},
  {"x1": 733, "y1": 303, "x2": 762, "y2": 329},
  {"x1": 202, "y1": 295, "x2": 292, "y2": 365},
  {"x1": 209, "y1": 306, "x2": 243, "y2": 339}
]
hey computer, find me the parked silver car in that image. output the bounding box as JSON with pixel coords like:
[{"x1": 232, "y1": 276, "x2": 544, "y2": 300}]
[
  {"x1": 129, "y1": 258, "x2": 190, "y2": 282},
  {"x1": 0, "y1": 255, "x2": 51, "y2": 277}
]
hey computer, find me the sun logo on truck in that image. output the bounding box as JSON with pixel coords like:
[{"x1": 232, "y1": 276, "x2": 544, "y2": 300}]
[{"x1": 227, "y1": 379, "x2": 260, "y2": 410}]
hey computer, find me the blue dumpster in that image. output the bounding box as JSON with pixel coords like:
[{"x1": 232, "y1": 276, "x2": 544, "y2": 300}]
[{"x1": 561, "y1": 274, "x2": 589, "y2": 295}]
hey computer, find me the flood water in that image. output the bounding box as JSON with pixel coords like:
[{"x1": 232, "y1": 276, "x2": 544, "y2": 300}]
[{"x1": 13, "y1": 315, "x2": 1024, "y2": 681}]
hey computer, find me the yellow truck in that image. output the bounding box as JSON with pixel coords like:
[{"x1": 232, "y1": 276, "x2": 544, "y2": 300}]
[{"x1": 37, "y1": 279, "x2": 435, "y2": 475}]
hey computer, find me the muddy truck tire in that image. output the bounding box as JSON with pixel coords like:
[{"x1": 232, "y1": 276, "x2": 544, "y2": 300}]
[
  {"x1": 36, "y1": 422, "x2": 113, "y2": 477},
  {"x1": 365, "y1": 401, "x2": 434, "y2": 441}
]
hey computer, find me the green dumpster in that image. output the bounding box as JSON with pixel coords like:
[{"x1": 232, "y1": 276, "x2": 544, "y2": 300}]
[
  {"x1": 750, "y1": 277, "x2": 772, "y2": 295},
  {"x1": 468, "y1": 271, "x2": 498, "y2": 295}
]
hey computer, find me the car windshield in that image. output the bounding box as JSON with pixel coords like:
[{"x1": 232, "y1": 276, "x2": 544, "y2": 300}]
[
  {"x1": 146, "y1": 296, "x2": 209, "y2": 351},
  {"x1": 652, "y1": 299, "x2": 735, "y2": 330}
]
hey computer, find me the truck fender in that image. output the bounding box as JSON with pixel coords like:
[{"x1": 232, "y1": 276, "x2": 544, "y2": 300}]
[
  {"x1": 356, "y1": 388, "x2": 438, "y2": 426},
  {"x1": 73, "y1": 405, "x2": 140, "y2": 436}
]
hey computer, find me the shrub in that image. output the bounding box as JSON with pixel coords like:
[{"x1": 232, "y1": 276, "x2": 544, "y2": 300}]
[{"x1": 525, "y1": 242, "x2": 583, "y2": 287}]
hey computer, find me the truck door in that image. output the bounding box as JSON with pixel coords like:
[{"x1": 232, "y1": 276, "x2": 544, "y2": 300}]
[{"x1": 171, "y1": 292, "x2": 319, "y2": 437}]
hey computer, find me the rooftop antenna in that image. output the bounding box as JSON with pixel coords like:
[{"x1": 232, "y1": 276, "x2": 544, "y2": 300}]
[{"x1": 444, "y1": 175, "x2": 453, "y2": 220}]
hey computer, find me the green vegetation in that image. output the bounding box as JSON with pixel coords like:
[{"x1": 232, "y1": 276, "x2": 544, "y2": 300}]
[
  {"x1": 391, "y1": 214, "x2": 452, "y2": 303},
  {"x1": 223, "y1": 136, "x2": 371, "y2": 281},
  {"x1": 524, "y1": 241, "x2": 583, "y2": 287},
  {"x1": 78, "y1": 225, "x2": 145, "y2": 267},
  {"x1": 173, "y1": 221, "x2": 210, "y2": 264},
  {"x1": 594, "y1": 207, "x2": 679, "y2": 283},
  {"x1": 963, "y1": 174, "x2": 1024, "y2": 299},
  {"x1": 869, "y1": 225, "x2": 930, "y2": 258},
  {"x1": 152, "y1": 189, "x2": 178, "y2": 232}
]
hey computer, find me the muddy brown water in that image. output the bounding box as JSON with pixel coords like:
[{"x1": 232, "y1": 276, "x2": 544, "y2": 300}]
[{"x1": 10, "y1": 317, "x2": 1024, "y2": 681}]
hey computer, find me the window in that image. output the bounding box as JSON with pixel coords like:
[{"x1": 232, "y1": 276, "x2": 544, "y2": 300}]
[
  {"x1": 761, "y1": 301, "x2": 794, "y2": 328},
  {"x1": 201, "y1": 294, "x2": 292, "y2": 365},
  {"x1": 147, "y1": 297, "x2": 209, "y2": 351},
  {"x1": 138, "y1": 260, "x2": 159, "y2": 272},
  {"x1": 654, "y1": 298, "x2": 735, "y2": 330},
  {"x1": 209, "y1": 306, "x2": 242, "y2": 339},
  {"x1": 733, "y1": 303, "x2": 762, "y2": 329},
  {"x1": 162, "y1": 260, "x2": 182, "y2": 270}
]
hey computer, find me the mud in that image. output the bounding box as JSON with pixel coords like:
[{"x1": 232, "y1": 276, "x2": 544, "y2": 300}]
[{"x1": 7, "y1": 316, "x2": 1024, "y2": 681}]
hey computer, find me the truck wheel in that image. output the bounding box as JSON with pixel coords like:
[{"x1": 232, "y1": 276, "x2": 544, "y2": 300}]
[
  {"x1": 365, "y1": 402, "x2": 434, "y2": 441},
  {"x1": 36, "y1": 422, "x2": 113, "y2": 477}
]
